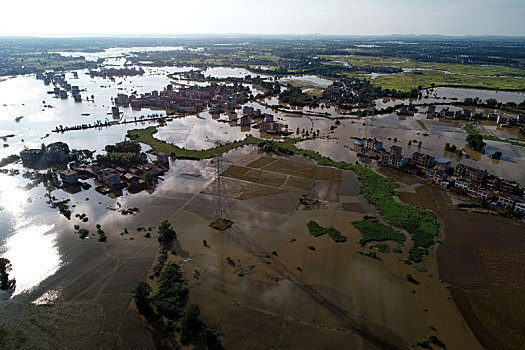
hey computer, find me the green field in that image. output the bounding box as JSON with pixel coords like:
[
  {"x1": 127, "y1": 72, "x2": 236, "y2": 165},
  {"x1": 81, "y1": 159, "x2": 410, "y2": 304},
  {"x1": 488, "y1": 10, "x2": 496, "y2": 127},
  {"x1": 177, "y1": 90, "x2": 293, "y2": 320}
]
[{"x1": 322, "y1": 54, "x2": 525, "y2": 91}]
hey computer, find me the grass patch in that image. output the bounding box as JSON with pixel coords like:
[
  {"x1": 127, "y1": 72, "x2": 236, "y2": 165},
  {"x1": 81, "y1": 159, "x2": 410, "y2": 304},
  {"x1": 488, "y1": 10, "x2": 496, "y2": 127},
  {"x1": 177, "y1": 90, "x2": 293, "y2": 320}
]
[
  {"x1": 306, "y1": 220, "x2": 347, "y2": 243},
  {"x1": 210, "y1": 218, "x2": 234, "y2": 231},
  {"x1": 352, "y1": 219, "x2": 405, "y2": 246},
  {"x1": 416, "y1": 120, "x2": 428, "y2": 130},
  {"x1": 464, "y1": 122, "x2": 525, "y2": 148}
]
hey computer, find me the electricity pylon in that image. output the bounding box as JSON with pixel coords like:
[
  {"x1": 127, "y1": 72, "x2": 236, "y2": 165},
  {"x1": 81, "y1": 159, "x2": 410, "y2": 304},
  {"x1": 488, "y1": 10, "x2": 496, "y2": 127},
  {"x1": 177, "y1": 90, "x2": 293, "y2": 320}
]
[{"x1": 208, "y1": 139, "x2": 229, "y2": 221}]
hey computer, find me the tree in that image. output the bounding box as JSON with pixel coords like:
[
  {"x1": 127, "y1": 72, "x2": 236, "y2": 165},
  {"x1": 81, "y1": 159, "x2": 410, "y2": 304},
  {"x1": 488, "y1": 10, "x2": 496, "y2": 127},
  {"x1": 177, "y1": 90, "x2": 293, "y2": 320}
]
[
  {"x1": 466, "y1": 134, "x2": 485, "y2": 152},
  {"x1": 158, "y1": 220, "x2": 176, "y2": 247},
  {"x1": 47, "y1": 141, "x2": 70, "y2": 154},
  {"x1": 143, "y1": 172, "x2": 155, "y2": 185},
  {"x1": 0, "y1": 258, "x2": 16, "y2": 291},
  {"x1": 485, "y1": 98, "x2": 498, "y2": 108},
  {"x1": 491, "y1": 151, "x2": 502, "y2": 160},
  {"x1": 179, "y1": 302, "x2": 205, "y2": 344},
  {"x1": 131, "y1": 281, "x2": 152, "y2": 314}
]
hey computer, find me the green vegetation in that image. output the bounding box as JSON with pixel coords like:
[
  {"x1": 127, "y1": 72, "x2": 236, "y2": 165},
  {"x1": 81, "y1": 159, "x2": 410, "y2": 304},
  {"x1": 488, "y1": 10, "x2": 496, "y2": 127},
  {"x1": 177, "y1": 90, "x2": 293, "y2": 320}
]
[
  {"x1": 372, "y1": 69, "x2": 525, "y2": 92},
  {"x1": 306, "y1": 221, "x2": 347, "y2": 243},
  {"x1": 209, "y1": 218, "x2": 233, "y2": 231},
  {"x1": 0, "y1": 258, "x2": 16, "y2": 291},
  {"x1": 77, "y1": 228, "x2": 89, "y2": 239},
  {"x1": 0, "y1": 155, "x2": 20, "y2": 168},
  {"x1": 466, "y1": 133, "x2": 486, "y2": 152},
  {"x1": 279, "y1": 85, "x2": 317, "y2": 107},
  {"x1": 356, "y1": 250, "x2": 378, "y2": 259},
  {"x1": 97, "y1": 140, "x2": 146, "y2": 166},
  {"x1": 491, "y1": 151, "x2": 503, "y2": 160},
  {"x1": 416, "y1": 120, "x2": 428, "y2": 130},
  {"x1": 105, "y1": 140, "x2": 141, "y2": 153},
  {"x1": 370, "y1": 243, "x2": 390, "y2": 253},
  {"x1": 131, "y1": 281, "x2": 152, "y2": 314},
  {"x1": 157, "y1": 220, "x2": 176, "y2": 248},
  {"x1": 97, "y1": 152, "x2": 146, "y2": 166},
  {"x1": 352, "y1": 219, "x2": 405, "y2": 246},
  {"x1": 179, "y1": 302, "x2": 206, "y2": 344},
  {"x1": 464, "y1": 122, "x2": 525, "y2": 148},
  {"x1": 152, "y1": 262, "x2": 188, "y2": 318}
]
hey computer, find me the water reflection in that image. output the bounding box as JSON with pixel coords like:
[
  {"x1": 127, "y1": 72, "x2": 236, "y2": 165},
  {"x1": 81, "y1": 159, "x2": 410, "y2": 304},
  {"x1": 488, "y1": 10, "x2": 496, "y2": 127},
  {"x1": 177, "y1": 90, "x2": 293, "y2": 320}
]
[{"x1": 2, "y1": 224, "x2": 61, "y2": 296}]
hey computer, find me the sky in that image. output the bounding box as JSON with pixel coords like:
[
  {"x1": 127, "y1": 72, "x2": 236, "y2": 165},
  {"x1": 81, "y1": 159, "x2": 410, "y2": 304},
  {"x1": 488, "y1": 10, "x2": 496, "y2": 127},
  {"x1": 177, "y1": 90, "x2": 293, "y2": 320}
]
[{"x1": 1, "y1": 0, "x2": 524, "y2": 37}]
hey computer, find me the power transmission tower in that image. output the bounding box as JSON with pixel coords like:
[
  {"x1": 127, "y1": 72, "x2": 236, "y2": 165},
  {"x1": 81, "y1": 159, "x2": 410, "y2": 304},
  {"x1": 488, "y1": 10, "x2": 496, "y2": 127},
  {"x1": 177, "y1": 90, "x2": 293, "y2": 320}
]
[{"x1": 210, "y1": 140, "x2": 229, "y2": 221}]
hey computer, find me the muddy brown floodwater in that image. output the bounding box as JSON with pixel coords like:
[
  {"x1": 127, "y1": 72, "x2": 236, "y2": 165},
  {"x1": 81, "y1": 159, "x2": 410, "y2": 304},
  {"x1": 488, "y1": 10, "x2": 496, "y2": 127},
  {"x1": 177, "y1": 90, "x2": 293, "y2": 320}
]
[{"x1": 383, "y1": 168, "x2": 525, "y2": 350}]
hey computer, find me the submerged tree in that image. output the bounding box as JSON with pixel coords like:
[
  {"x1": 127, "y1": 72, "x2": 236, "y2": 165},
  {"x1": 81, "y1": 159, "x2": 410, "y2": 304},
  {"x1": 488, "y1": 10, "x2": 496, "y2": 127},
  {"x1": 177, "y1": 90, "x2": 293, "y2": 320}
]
[
  {"x1": 131, "y1": 281, "x2": 152, "y2": 314},
  {"x1": 0, "y1": 258, "x2": 16, "y2": 291},
  {"x1": 158, "y1": 220, "x2": 176, "y2": 247}
]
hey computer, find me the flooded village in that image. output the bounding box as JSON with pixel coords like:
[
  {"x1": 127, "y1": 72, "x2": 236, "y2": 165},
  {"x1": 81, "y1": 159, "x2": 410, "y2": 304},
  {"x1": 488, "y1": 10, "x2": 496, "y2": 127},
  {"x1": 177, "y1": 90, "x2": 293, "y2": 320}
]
[{"x1": 0, "y1": 37, "x2": 524, "y2": 350}]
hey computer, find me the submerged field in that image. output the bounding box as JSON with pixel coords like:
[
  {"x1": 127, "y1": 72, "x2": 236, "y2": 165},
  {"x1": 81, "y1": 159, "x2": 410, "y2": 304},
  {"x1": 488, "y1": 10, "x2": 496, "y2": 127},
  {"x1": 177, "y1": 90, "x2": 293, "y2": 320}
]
[{"x1": 393, "y1": 174, "x2": 525, "y2": 350}]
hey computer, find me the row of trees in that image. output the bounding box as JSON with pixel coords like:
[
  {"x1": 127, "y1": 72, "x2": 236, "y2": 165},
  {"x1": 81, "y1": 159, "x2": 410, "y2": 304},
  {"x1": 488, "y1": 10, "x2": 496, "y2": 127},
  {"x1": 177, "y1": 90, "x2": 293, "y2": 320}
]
[{"x1": 131, "y1": 221, "x2": 219, "y2": 346}]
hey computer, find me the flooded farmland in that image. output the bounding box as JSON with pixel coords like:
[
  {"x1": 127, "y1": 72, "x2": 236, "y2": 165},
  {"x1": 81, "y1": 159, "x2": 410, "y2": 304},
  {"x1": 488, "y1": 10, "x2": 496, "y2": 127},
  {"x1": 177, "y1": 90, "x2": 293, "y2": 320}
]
[{"x1": 0, "y1": 46, "x2": 523, "y2": 349}]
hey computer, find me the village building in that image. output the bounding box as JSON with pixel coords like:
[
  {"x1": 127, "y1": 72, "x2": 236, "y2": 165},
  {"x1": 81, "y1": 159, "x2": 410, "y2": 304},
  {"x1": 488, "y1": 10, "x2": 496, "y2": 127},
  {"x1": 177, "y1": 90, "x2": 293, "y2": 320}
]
[
  {"x1": 411, "y1": 152, "x2": 435, "y2": 168},
  {"x1": 156, "y1": 152, "x2": 169, "y2": 164},
  {"x1": 514, "y1": 198, "x2": 525, "y2": 215},
  {"x1": 402, "y1": 164, "x2": 421, "y2": 175},
  {"x1": 20, "y1": 149, "x2": 45, "y2": 166},
  {"x1": 500, "y1": 179, "x2": 520, "y2": 194},
  {"x1": 59, "y1": 169, "x2": 79, "y2": 186},
  {"x1": 240, "y1": 115, "x2": 251, "y2": 126},
  {"x1": 454, "y1": 177, "x2": 472, "y2": 191},
  {"x1": 365, "y1": 138, "x2": 383, "y2": 152},
  {"x1": 498, "y1": 193, "x2": 517, "y2": 209},
  {"x1": 380, "y1": 153, "x2": 408, "y2": 169},
  {"x1": 390, "y1": 145, "x2": 402, "y2": 155},
  {"x1": 112, "y1": 106, "x2": 120, "y2": 117}
]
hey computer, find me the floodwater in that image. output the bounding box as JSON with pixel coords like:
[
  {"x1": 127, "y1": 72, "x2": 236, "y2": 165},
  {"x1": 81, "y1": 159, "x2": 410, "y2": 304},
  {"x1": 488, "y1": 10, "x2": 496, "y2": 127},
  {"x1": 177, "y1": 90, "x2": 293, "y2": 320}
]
[
  {"x1": 278, "y1": 75, "x2": 333, "y2": 87},
  {"x1": 373, "y1": 87, "x2": 525, "y2": 109},
  {"x1": 203, "y1": 67, "x2": 270, "y2": 79},
  {"x1": 0, "y1": 47, "x2": 524, "y2": 309},
  {"x1": 56, "y1": 46, "x2": 186, "y2": 62}
]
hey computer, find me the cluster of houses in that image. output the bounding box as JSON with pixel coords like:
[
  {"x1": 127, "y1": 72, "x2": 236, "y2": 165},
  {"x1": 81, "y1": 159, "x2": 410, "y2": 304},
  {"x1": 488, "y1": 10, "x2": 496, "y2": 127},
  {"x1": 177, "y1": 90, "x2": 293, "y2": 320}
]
[
  {"x1": 89, "y1": 67, "x2": 145, "y2": 79},
  {"x1": 37, "y1": 72, "x2": 83, "y2": 102},
  {"x1": 322, "y1": 81, "x2": 358, "y2": 104},
  {"x1": 114, "y1": 84, "x2": 250, "y2": 115},
  {"x1": 407, "y1": 105, "x2": 525, "y2": 127},
  {"x1": 20, "y1": 143, "x2": 170, "y2": 195},
  {"x1": 61, "y1": 152, "x2": 170, "y2": 194},
  {"x1": 239, "y1": 106, "x2": 284, "y2": 134},
  {"x1": 487, "y1": 112, "x2": 525, "y2": 127},
  {"x1": 356, "y1": 138, "x2": 524, "y2": 216},
  {"x1": 399, "y1": 103, "x2": 419, "y2": 115},
  {"x1": 20, "y1": 147, "x2": 69, "y2": 168}
]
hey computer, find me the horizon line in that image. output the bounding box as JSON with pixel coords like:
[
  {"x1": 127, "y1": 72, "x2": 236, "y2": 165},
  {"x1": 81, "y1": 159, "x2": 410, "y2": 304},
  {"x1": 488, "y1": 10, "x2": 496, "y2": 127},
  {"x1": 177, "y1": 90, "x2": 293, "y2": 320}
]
[{"x1": 1, "y1": 33, "x2": 525, "y2": 39}]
